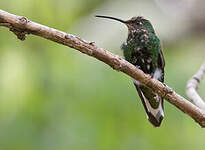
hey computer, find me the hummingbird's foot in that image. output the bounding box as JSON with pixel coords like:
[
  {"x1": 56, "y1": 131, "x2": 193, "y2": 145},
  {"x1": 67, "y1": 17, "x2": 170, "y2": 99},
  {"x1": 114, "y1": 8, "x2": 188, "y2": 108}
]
[{"x1": 162, "y1": 83, "x2": 173, "y2": 98}]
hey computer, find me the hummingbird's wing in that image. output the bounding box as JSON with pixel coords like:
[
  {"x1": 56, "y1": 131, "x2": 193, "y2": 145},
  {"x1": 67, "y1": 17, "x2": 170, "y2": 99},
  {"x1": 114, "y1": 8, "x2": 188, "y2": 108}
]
[{"x1": 157, "y1": 47, "x2": 165, "y2": 82}]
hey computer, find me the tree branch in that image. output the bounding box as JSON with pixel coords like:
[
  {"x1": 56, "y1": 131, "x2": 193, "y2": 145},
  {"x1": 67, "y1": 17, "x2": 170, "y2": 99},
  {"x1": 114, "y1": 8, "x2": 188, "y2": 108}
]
[
  {"x1": 186, "y1": 63, "x2": 205, "y2": 109},
  {"x1": 1, "y1": 9, "x2": 205, "y2": 127}
]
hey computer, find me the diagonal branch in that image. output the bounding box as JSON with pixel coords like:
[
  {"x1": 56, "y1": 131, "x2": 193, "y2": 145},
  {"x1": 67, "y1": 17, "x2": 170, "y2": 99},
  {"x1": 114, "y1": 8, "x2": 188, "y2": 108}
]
[
  {"x1": 186, "y1": 63, "x2": 205, "y2": 109},
  {"x1": 1, "y1": 9, "x2": 205, "y2": 127}
]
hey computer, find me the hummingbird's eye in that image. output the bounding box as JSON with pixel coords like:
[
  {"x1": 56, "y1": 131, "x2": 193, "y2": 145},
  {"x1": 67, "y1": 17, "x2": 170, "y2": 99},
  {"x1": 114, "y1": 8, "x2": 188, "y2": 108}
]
[{"x1": 136, "y1": 21, "x2": 142, "y2": 25}]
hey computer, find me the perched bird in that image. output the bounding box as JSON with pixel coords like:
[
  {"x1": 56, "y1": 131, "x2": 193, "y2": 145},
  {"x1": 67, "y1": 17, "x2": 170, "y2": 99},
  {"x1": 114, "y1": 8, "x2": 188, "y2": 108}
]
[{"x1": 96, "y1": 15, "x2": 165, "y2": 127}]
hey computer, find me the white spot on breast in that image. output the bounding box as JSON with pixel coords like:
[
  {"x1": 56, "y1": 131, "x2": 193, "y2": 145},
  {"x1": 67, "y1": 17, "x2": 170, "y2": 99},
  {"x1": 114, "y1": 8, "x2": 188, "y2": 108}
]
[
  {"x1": 142, "y1": 29, "x2": 147, "y2": 33},
  {"x1": 147, "y1": 58, "x2": 152, "y2": 63},
  {"x1": 147, "y1": 64, "x2": 150, "y2": 70},
  {"x1": 154, "y1": 94, "x2": 160, "y2": 102},
  {"x1": 143, "y1": 34, "x2": 149, "y2": 40}
]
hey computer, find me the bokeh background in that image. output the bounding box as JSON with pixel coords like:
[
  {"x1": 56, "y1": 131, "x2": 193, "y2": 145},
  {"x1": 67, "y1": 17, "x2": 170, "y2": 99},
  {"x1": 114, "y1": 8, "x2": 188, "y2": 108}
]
[{"x1": 0, "y1": 0, "x2": 205, "y2": 150}]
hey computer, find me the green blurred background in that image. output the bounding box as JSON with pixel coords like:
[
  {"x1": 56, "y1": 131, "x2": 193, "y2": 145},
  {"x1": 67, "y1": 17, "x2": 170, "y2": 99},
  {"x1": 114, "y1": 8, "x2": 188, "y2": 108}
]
[{"x1": 0, "y1": 0, "x2": 205, "y2": 150}]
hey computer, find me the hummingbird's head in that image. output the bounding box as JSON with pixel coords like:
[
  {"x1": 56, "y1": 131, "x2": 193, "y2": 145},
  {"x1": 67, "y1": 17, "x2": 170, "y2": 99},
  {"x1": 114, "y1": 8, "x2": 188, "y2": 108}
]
[
  {"x1": 96, "y1": 15, "x2": 155, "y2": 34},
  {"x1": 125, "y1": 17, "x2": 150, "y2": 30}
]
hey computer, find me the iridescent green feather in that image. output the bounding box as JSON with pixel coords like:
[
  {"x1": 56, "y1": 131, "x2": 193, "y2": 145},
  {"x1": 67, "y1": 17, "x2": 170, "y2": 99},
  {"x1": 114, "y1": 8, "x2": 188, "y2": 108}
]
[{"x1": 121, "y1": 32, "x2": 162, "y2": 109}]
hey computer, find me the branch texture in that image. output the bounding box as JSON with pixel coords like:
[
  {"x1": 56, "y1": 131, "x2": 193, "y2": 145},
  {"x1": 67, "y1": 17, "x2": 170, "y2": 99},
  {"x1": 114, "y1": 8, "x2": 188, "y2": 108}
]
[
  {"x1": 186, "y1": 63, "x2": 205, "y2": 109},
  {"x1": 1, "y1": 9, "x2": 205, "y2": 127}
]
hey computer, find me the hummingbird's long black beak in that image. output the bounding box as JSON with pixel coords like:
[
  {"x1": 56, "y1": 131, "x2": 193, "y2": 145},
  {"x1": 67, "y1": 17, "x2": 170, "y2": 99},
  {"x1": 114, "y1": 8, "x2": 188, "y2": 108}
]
[{"x1": 95, "y1": 15, "x2": 126, "y2": 24}]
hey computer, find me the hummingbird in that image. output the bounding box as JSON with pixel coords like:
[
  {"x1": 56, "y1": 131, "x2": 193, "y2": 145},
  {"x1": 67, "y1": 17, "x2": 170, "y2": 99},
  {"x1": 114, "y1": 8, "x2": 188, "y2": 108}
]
[{"x1": 96, "y1": 15, "x2": 165, "y2": 127}]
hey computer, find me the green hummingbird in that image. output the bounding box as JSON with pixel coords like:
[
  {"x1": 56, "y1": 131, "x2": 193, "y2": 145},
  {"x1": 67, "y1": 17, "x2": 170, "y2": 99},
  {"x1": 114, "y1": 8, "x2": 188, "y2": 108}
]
[{"x1": 96, "y1": 15, "x2": 165, "y2": 127}]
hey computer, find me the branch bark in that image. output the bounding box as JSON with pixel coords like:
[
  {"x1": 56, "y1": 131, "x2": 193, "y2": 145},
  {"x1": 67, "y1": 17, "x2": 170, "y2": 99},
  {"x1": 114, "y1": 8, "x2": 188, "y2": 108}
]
[
  {"x1": 186, "y1": 63, "x2": 205, "y2": 109},
  {"x1": 1, "y1": 9, "x2": 205, "y2": 127}
]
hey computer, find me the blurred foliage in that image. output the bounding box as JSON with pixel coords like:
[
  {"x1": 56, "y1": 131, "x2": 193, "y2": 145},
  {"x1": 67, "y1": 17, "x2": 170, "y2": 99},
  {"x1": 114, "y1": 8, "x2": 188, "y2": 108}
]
[{"x1": 0, "y1": 0, "x2": 205, "y2": 150}]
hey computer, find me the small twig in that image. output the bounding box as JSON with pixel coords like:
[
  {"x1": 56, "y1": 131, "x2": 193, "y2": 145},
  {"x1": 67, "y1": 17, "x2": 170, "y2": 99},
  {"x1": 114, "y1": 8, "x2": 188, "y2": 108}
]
[
  {"x1": 186, "y1": 63, "x2": 205, "y2": 109},
  {"x1": 1, "y1": 9, "x2": 205, "y2": 127}
]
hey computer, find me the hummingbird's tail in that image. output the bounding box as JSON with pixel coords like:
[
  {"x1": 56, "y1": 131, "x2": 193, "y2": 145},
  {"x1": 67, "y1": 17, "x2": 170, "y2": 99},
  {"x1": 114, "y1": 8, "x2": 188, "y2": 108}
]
[{"x1": 133, "y1": 80, "x2": 164, "y2": 127}]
